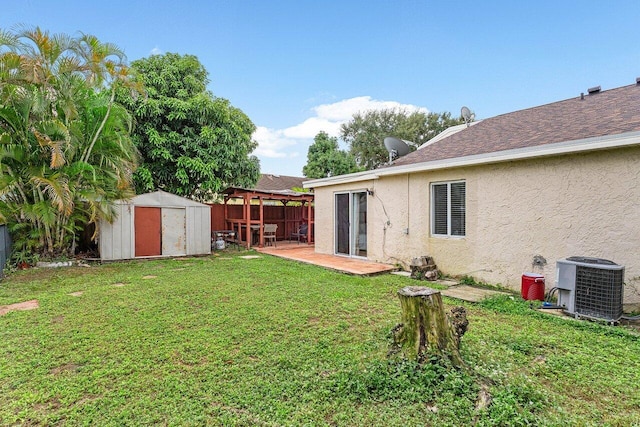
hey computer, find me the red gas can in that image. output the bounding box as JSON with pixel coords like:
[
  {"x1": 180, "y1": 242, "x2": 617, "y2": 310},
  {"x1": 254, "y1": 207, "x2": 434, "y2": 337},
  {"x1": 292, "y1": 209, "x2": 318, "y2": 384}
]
[{"x1": 521, "y1": 273, "x2": 545, "y2": 301}]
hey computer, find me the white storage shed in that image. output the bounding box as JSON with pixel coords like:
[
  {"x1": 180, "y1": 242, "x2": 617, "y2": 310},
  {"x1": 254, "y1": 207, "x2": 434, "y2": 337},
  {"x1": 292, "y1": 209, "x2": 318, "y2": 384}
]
[{"x1": 99, "y1": 190, "x2": 211, "y2": 261}]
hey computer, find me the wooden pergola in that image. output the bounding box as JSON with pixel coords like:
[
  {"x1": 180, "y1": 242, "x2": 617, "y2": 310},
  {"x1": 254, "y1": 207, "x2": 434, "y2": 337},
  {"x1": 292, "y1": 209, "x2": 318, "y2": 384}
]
[{"x1": 222, "y1": 187, "x2": 314, "y2": 249}]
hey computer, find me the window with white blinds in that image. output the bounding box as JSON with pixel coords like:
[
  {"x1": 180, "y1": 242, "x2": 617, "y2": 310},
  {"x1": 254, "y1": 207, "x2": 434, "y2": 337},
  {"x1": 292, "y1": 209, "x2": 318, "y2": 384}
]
[{"x1": 431, "y1": 181, "x2": 466, "y2": 237}]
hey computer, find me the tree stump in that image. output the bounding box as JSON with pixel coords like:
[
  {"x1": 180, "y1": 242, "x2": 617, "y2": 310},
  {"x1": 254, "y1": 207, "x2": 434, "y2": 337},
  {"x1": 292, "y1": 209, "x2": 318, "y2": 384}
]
[{"x1": 392, "y1": 286, "x2": 466, "y2": 367}]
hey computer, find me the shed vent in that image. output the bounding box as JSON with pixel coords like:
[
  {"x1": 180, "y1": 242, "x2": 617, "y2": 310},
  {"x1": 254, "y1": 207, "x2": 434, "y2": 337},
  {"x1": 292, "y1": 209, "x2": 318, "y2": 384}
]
[
  {"x1": 556, "y1": 256, "x2": 624, "y2": 322},
  {"x1": 587, "y1": 86, "x2": 601, "y2": 94}
]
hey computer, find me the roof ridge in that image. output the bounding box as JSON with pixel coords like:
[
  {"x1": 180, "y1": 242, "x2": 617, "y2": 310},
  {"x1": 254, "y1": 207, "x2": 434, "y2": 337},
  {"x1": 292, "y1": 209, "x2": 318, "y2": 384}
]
[{"x1": 483, "y1": 82, "x2": 639, "y2": 121}]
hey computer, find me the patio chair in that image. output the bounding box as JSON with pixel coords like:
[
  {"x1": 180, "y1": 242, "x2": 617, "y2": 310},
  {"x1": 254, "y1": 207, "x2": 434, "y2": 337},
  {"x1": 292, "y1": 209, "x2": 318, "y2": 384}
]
[
  {"x1": 290, "y1": 223, "x2": 308, "y2": 244},
  {"x1": 264, "y1": 224, "x2": 277, "y2": 247}
]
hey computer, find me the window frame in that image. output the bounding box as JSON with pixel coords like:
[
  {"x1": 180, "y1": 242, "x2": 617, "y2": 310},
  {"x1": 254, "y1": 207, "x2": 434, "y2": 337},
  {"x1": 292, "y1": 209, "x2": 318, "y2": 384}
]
[{"x1": 430, "y1": 180, "x2": 466, "y2": 238}]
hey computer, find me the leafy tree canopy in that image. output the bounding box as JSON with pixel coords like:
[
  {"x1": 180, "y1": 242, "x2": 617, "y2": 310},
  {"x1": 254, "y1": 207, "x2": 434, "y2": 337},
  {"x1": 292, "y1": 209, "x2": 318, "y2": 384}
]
[
  {"x1": 340, "y1": 109, "x2": 466, "y2": 170},
  {"x1": 303, "y1": 131, "x2": 359, "y2": 179},
  {"x1": 118, "y1": 53, "x2": 260, "y2": 201}
]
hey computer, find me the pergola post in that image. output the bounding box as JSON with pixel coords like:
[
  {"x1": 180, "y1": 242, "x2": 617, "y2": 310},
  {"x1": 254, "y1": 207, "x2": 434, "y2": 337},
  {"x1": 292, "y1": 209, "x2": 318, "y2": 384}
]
[
  {"x1": 283, "y1": 200, "x2": 289, "y2": 240},
  {"x1": 258, "y1": 196, "x2": 264, "y2": 247},
  {"x1": 223, "y1": 197, "x2": 228, "y2": 230},
  {"x1": 306, "y1": 198, "x2": 313, "y2": 244},
  {"x1": 244, "y1": 193, "x2": 251, "y2": 249}
]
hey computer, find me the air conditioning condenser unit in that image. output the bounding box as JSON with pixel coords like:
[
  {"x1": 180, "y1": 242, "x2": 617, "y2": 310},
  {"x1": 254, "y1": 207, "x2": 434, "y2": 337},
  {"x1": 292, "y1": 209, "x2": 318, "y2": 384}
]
[{"x1": 555, "y1": 256, "x2": 624, "y2": 322}]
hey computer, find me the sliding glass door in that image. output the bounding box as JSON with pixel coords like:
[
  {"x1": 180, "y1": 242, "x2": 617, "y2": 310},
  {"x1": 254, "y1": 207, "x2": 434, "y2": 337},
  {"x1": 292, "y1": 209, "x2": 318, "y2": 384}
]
[{"x1": 335, "y1": 191, "x2": 367, "y2": 257}]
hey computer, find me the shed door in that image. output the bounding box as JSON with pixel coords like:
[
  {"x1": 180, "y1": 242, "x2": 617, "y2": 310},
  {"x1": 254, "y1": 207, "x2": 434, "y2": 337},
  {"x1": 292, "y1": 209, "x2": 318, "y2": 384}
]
[
  {"x1": 162, "y1": 208, "x2": 186, "y2": 256},
  {"x1": 135, "y1": 207, "x2": 161, "y2": 257}
]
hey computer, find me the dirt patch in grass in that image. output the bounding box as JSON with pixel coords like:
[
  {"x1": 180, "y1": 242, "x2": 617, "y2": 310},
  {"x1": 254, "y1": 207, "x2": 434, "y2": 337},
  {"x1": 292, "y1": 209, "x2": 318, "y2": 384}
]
[
  {"x1": 0, "y1": 299, "x2": 39, "y2": 316},
  {"x1": 68, "y1": 291, "x2": 84, "y2": 297},
  {"x1": 50, "y1": 363, "x2": 81, "y2": 375},
  {"x1": 33, "y1": 398, "x2": 62, "y2": 412}
]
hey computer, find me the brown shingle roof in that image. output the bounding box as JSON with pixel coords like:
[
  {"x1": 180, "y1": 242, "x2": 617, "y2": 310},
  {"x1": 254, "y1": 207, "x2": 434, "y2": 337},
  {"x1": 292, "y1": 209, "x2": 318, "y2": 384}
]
[
  {"x1": 391, "y1": 83, "x2": 640, "y2": 167},
  {"x1": 255, "y1": 174, "x2": 305, "y2": 192}
]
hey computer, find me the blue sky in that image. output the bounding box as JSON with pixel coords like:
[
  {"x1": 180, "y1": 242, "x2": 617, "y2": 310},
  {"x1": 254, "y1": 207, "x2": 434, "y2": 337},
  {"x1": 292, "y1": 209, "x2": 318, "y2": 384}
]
[{"x1": 3, "y1": 1, "x2": 640, "y2": 176}]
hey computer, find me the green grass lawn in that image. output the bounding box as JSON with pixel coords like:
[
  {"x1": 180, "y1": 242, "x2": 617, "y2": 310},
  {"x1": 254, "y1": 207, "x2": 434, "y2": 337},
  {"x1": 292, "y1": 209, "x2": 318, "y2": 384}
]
[{"x1": 1, "y1": 253, "x2": 639, "y2": 426}]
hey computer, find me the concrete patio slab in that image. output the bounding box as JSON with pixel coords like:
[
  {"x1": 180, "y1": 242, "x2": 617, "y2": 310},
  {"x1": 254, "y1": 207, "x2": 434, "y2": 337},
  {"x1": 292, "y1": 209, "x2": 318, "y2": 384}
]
[{"x1": 257, "y1": 245, "x2": 396, "y2": 276}]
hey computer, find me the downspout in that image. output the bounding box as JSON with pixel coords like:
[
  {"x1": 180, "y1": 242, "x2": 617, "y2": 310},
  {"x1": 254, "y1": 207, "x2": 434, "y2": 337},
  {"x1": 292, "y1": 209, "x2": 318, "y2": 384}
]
[{"x1": 407, "y1": 174, "x2": 410, "y2": 235}]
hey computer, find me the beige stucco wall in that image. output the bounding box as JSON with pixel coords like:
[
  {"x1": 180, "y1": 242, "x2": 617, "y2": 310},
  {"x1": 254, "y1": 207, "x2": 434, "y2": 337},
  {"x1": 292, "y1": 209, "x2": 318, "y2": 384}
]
[{"x1": 313, "y1": 147, "x2": 640, "y2": 305}]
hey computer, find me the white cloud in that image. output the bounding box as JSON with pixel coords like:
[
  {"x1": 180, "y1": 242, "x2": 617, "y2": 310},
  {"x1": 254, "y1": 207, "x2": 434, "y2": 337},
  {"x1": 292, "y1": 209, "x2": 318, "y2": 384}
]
[
  {"x1": 253, "y1": 126, "x2": 297, "y2": 158},
  {"x1": 282, "y1": 117, "x2": 341, "y2": 139},
  {"x1": 313, "y1": 96, "x2": 428, "y2": 123},
  {"x1": 253, "y1": 96, "x2": 429, "y2": 175},
  {"x1": 150, "y1": 46, "x2": 163, "y2": 56}
]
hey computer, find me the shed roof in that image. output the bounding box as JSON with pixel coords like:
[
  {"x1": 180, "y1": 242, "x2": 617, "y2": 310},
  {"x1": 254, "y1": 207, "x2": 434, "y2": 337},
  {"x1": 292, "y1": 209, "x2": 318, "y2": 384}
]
[{"x1": 119, "y1": 190, "x2": 209, "y2": 207}]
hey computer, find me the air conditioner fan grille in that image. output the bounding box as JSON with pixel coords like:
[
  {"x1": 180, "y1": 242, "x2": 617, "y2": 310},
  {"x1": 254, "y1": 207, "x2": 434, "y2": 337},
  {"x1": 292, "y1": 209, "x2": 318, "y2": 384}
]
[{"x1": 575, "y1": 266, "x2": 624, "y2": 321}]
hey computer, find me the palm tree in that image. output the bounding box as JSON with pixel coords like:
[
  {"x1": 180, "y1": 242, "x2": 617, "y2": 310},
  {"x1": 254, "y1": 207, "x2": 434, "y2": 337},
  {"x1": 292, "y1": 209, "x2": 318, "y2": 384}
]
[{"x1": 0, "y1": 26, "x2": 138, "y2": 260}]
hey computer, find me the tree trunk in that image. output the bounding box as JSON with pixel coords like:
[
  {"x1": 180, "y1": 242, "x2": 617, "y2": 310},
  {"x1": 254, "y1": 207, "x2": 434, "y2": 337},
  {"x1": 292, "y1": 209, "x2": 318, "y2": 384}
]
[{"x1": 392, "y1": 286, "x2": 466, "y2": 368}]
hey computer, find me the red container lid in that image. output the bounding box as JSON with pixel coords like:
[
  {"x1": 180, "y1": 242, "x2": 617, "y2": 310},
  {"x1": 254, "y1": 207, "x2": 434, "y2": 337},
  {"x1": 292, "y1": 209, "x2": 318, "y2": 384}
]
[{"x1": 522, "y1": 272, "x2": 544, "y2": 278}]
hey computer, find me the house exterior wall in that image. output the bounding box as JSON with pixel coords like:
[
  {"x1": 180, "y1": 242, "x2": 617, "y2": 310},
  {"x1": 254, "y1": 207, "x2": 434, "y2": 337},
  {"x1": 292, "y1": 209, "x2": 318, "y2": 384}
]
[{"x1": 313, "y1": 147, "x2": 640, "y2": 305}]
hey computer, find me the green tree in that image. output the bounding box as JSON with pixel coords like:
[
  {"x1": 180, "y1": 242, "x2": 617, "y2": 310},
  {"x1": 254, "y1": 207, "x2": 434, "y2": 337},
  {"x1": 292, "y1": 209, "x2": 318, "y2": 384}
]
[
  {"x1": 303, "y1": 131, "x2": 358, "y2": 179},
  {"x1": 117, "y1": 53, "x2": 260, "y2": 201},
  {"x1": 340, "y1": 109, "x2": 466, "y2": 170},
  {"x1": 0, "y1": 26, "x2": 138, "y2": 259}
]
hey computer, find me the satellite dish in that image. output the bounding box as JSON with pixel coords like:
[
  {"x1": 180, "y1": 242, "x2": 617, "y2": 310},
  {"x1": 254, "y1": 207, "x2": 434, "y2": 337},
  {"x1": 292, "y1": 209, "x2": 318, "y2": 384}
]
[
  {"x1": 384, "y1": 137, "x2": 411, "y2": 163},
  {"x1": 461, "y1": 106, "x2": 472, "y2": 127}
]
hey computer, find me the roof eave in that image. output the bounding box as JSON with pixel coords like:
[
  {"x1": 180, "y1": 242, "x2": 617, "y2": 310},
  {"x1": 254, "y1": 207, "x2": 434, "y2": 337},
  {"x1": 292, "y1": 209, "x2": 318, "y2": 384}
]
[
  {"x1": 303, "y1": 172, "x2": 381, "y2": 188},
  {"x1": 304, "y1": 130, "x2": 640, "y2": 188}
]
